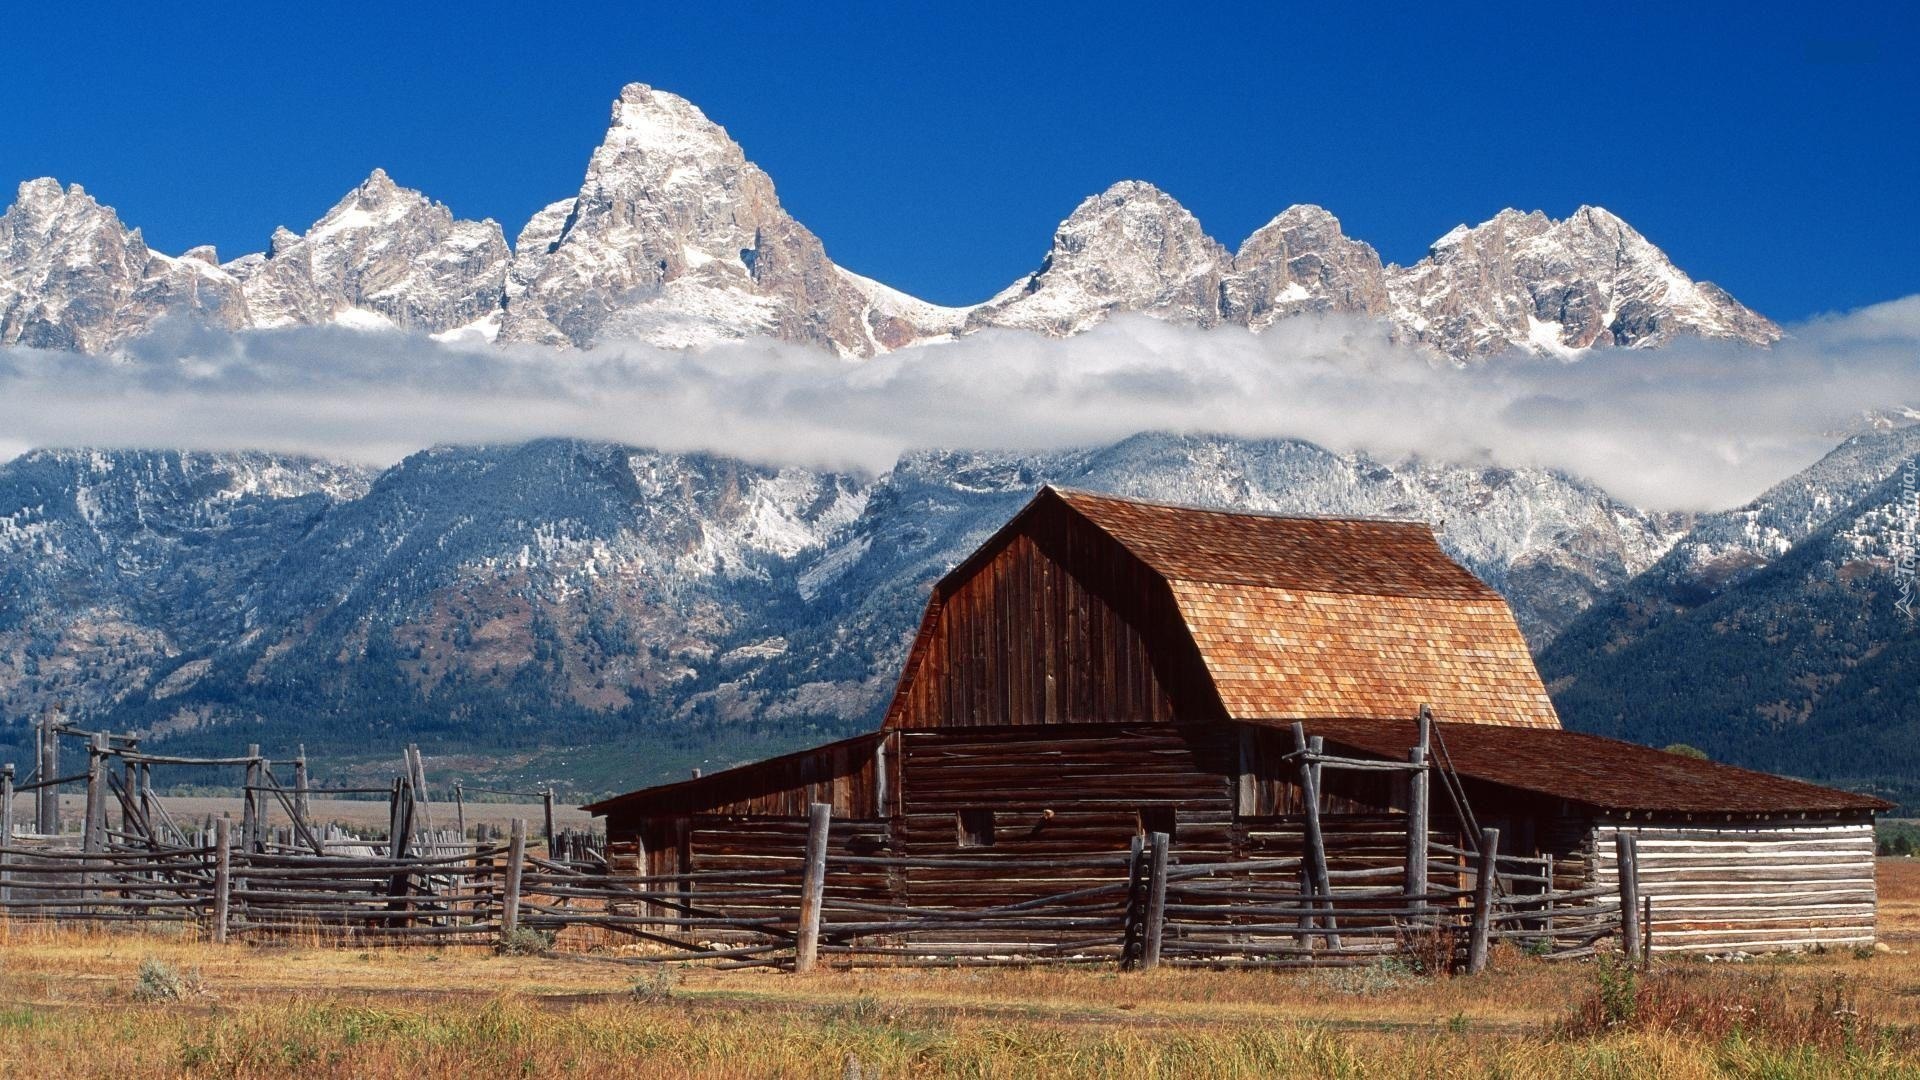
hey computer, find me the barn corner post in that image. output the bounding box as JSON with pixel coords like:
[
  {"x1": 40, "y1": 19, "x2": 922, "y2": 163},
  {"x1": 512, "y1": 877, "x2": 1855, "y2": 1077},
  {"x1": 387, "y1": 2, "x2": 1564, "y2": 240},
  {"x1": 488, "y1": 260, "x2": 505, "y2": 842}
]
[
  {"x1": 1616, "y1": 833, "x2": 1643, "y2": 966},
  {"x1": 795, "y1": 801, "x2": 832, "y2": 974},
  {"x1": 1467, "y1": 826, "x2": 1500, "y2": 974}
]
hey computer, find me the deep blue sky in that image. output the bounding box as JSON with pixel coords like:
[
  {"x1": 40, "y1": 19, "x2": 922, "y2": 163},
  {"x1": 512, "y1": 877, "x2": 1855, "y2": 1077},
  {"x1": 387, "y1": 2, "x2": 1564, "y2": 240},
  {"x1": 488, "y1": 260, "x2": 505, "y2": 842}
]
[{"x1": 5, "y1": 2, "x2": 1915, "y2": 320}]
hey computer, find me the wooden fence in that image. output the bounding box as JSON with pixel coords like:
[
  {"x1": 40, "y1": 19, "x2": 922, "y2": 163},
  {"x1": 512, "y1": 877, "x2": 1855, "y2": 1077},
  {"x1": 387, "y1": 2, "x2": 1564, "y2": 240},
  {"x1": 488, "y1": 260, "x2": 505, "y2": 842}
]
[{"x1": 0, "y1": 803, "x2": 1643, "y2": 973}]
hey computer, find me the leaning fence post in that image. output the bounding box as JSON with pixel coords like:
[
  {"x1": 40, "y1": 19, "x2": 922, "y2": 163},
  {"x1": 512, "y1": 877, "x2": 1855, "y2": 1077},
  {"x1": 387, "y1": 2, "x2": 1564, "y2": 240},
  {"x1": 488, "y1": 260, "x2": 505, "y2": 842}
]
[
  {"x1": 1467, "y1": 826, "x2": 1500, "y2": 974},
  {"x1": 1, "y1": 763, "x2": 13, "y2": 903},
  {"x1": 501, "y1": 818, "x2": 527, "y2": 937},
  {"x1": 1617, "y1": 833, "x2": 1643, "y2": 965},
  {"x1": 796, "y1": 801, "x2": 832, "y2": 973},
  {"x1": 212, "y1": 817, "x2": 232, "y2": 943},
  {"x1": 542, "y1": 788, "x2": 556, "y2": 855},
  {"x1": 1142, "y1": 829, "x2": 1171, "y2": 971}
]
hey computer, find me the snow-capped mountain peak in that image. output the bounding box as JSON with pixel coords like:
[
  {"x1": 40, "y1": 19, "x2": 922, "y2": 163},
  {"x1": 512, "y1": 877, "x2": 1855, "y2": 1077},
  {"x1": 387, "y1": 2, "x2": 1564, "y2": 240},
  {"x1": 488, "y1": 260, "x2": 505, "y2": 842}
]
[
  {"x1": 497, "y1": 82, "x2": 879, "y2": 355},
  {"x1": 1384, "y1": 205, "x2": 1781, "y2": 357},
  {"x1": 967, "y1": 180, "x2": 1229, "y2": 335},
  {"x1": 0, "y1": 85, "x2": 1782, "y2": 360}
]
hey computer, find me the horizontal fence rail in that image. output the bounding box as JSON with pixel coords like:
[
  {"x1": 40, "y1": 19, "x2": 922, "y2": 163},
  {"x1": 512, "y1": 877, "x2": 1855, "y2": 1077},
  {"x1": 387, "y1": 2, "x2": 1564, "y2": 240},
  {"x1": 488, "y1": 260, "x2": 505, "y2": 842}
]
[{"x1": 0, "y1": 805, "x2": 1644, "y2": 972}]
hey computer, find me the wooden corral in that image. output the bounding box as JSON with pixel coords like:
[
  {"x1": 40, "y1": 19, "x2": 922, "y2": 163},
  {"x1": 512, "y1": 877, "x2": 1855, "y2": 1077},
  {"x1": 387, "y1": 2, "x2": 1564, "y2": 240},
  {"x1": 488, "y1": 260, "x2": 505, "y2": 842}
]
[{"x1": 587, "y1": 487, "x2": 1891, "y2": 958}]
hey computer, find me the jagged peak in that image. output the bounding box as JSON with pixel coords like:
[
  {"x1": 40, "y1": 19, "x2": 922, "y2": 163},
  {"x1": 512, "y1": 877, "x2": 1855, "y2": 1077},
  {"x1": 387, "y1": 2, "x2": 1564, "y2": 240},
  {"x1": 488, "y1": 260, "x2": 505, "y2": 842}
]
[
  {"x1": 1073, "y1": 180, "x2": 1186, "y2": 213},
  {"x1": 599, "y1": 82, "x2": 736, "y2": 157},
  {"x1": 1237, "y1": 204, "x2": 1353, "y2": 251},
  {"x1": 9, "y1": 177, "x2": 103, "y2": 218}
]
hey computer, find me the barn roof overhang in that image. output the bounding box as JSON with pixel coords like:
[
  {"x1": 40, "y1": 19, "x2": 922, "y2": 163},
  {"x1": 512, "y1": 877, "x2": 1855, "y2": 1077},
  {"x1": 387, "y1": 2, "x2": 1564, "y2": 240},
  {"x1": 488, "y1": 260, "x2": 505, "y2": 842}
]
[
  {"x1": 581, "y1": 730, "x2": 884, "y2": 817},
  {"x1": 1281, "y1": 717, "x2": 1892, "y2": 816}
]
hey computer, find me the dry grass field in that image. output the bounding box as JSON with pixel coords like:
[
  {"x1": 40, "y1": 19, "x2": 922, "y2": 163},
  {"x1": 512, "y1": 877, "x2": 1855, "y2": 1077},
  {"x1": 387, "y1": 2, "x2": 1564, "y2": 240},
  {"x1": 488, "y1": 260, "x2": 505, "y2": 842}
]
[{"x1": 0, "y1": 860, "x2": 1917, "y2": 1078}]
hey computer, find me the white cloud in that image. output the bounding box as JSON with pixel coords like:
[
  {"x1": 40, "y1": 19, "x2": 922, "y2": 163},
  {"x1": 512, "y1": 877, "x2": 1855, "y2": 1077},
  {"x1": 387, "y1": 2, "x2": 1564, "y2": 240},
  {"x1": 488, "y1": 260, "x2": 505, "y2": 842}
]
[{"x1": 0, "y1": 299, "x2": 1916, "y2": 512}]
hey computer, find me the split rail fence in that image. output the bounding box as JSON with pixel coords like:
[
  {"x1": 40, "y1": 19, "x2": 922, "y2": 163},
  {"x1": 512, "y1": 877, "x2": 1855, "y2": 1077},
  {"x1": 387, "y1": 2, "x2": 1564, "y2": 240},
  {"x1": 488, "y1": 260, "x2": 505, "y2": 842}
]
[{"x1": 0, "y1": 803, "x2": 1647, "y2": 972}]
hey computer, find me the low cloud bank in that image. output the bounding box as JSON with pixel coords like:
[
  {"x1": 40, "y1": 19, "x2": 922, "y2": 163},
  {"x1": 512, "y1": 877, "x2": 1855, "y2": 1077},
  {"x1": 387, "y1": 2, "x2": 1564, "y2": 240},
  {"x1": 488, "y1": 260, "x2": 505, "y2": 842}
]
[{"x1": 2, "y1": 297, "x2": 1917, "y2": 512}]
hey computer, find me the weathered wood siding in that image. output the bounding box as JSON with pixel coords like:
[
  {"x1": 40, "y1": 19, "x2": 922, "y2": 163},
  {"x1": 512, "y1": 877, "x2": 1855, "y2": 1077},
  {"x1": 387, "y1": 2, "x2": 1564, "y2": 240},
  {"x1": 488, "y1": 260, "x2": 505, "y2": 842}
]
[
  {"x1": 887, "y1": 501, "x2": 1223, "y2": 729},
  {"x1": 1592, "y1": 820, "x2": 1877, "y2": 953},
  {"x1": 895, "y1": 724, "x2": 1236, "y2": 906}
]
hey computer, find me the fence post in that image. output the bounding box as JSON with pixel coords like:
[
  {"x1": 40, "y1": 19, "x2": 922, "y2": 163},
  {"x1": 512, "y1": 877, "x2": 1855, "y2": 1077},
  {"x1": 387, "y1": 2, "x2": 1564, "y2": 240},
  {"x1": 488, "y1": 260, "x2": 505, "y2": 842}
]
[
  {"x1": 1617, "y1": 833, "x2": 1643, "y2": 965},
  {"x1": 795, "y1": 801, "x2": 832, "y2": 974},
  {"x1": 36, "y1": 707, "x2": 59, "y2": 836},
  {"x1": 293, "y1": 745, "x2": 316, "y2": 851},
  {"x1": 453, "y1": 781, "x2": 467, "y2": 840},
  {"x1": 1, "y1": 763, "x2": 13, "y2": 903},
  {"x1": 1122, "y1": 832, "x2": 1145, "y2": 968},
  {"x1": 543, "y1": 788, "x2": 556, "y2": 855},
  {"x1": 241, "y1": 745, "x2": 261, "y2": 852},
  {"x1": 501, "y1": 818, "x2": 527, "y2": 937},
  {"x1": 1467, "y1": 826, "x2": 1500, "y2": 974},
  {"x1": 1405, "y1": 745, "x2": 1429, "y2": 917},
  {"x1": 1142, "y1": 829, "x2": 1170, "y2": 971},
  {"x1": 83, "y1": 733, "x2": 106, "y2": 853},
  {"x1": 1290, "y1": 723, "x2": 1339, "y2": 949},
  {"x1": 212, "y1": 817, "x2": 232, "y2": 944}
]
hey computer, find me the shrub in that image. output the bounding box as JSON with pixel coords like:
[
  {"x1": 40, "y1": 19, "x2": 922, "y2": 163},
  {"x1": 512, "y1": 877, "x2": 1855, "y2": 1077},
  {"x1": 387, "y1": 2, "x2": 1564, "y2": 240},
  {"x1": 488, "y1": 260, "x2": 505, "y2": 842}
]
[
  {"x1": 628, "y1": 965, "x2": 678, "y2": 1003},
  {"x1": 496, "y1": 928, "x2": 555, "y2": 956},
  {"x1": 132, "y1": 957, "x2": 187, "y2": 1002},
  {"x1": 1320, "y1": 956, "x2": 1418, "y2": 996}
]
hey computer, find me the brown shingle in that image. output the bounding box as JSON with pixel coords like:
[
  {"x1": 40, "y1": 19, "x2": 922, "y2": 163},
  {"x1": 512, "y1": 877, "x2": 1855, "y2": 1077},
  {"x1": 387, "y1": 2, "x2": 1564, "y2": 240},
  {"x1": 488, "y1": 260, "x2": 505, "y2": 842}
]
[
  {"x1": 1295, "y1": 718, "x2": 1890, "y2": 814},
  {"x1": 1054, "y1": 488, "x2": 1498, "y2": 599},
  {"x1": 1052, "y1": 489, "x2": 1559, "y2": 728}
]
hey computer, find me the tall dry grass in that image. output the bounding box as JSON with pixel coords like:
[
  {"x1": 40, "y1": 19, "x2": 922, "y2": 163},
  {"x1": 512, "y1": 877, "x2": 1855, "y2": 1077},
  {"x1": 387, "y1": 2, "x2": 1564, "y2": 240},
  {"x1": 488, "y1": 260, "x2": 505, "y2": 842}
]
[{"x1": 0, "y1": 860, "x2": 1917, "y2": 1078}]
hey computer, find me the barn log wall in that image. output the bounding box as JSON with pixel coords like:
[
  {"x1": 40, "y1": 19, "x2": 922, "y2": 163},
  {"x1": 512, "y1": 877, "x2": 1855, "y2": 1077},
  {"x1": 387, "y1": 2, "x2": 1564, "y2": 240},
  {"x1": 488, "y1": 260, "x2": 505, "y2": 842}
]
[
  {"x1": 887, "y1": 501, "x2": 1223, "y2": 729},
  {"x1": 1591, "y1": 820, "x2": 1877, "y2": 953},
  {"x1": 896, "y1": 724, "x2": 1235, "y2": 910}
]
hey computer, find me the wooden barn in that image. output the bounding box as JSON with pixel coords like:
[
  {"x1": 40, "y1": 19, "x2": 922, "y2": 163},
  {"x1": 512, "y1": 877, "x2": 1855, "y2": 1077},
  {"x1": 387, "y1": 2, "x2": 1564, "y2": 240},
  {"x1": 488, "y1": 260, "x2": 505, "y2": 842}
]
[{"x1": 586, "y1": 487, "x2": 1887, "y2": 955}]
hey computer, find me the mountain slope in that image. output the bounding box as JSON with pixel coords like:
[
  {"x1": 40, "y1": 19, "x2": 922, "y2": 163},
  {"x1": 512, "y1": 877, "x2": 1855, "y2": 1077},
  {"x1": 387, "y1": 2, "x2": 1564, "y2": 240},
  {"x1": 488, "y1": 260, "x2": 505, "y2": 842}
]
[
  {"x1": 1541, "y1": 426, "x2": 1920, "y2": 803},
  {"x1": 0, "y1": 434, "x2": 1684, "y2": 786}
]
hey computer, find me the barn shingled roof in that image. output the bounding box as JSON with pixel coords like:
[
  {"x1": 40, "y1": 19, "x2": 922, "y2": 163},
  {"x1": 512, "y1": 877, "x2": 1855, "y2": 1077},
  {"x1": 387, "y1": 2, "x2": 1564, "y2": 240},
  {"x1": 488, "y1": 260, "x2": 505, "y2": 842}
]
[
  {"x1": 1301, "y1": 717, "x2": 1892, "y2": 814},
  {"x1": 1048, "y1": 488, "x2": 1560, "y2": 728}
]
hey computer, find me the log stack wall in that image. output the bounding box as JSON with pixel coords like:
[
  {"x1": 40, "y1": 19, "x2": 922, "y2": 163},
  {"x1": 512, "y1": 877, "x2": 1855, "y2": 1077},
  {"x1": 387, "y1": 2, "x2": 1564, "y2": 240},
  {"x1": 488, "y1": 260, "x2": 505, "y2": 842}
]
[{"x1": 1590, "y1": 819, "x2": 1876, "y2": 953}]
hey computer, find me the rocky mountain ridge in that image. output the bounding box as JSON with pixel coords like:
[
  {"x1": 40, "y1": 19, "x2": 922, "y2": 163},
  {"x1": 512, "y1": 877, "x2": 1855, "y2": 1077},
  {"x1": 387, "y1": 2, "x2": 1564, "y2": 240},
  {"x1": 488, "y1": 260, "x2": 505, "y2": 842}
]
[
  {"x1": 0, "y1": 433, "x2": 1686, "y2": 781},
  {"x1": 1, "y1": 85, "x2": 1778, "y2": 360}
]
